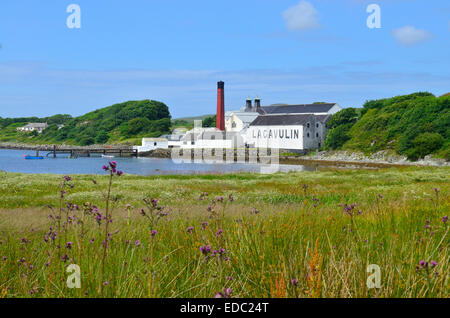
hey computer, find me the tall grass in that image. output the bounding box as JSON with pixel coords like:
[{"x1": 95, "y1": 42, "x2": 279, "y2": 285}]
[{"x1": 0, "y1": 166, "x2": 448, "y2": 298}]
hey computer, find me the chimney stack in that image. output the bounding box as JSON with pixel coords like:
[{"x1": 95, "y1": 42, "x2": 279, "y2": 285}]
[
  {"x1": 254, "y1": 97, "x2": 262, "y2": 114},
  {"x1": 216, "y1": 81, "x2": 225, "y2": 131},
  {"x1": 245, "y1": 97, "x2": 252, "y2": 112}
]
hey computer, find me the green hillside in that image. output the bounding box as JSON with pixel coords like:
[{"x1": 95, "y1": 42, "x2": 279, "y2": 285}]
[
  {"x1": 0, "y1": 100, "x2": 172, "y2": 146},
  {"x1": 325, "y1": 92, "x2": 450, "y2": 160}
]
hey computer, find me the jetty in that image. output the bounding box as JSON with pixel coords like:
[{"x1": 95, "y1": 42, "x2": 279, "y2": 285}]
[{"x1": 46, "y1": 145, "x2": 138, "y2": 158}]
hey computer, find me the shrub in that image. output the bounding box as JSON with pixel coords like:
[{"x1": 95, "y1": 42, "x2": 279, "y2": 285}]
[{"x1": 406, "y1": 133, "x2": 445, "y2": 160}]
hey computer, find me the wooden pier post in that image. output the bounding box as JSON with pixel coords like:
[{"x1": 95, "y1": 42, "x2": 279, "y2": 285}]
[{"x1": 53, "y1": 145, "x2": 56, "y2": 158}]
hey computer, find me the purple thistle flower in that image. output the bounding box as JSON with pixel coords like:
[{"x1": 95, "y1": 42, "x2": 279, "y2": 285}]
[
  {"x1": 186, "y1": 226, "x2": 194, "y2": 233},
  {"x1": 135, "y1": 240, "x2": 141, "y2": 246},
  {"x1": 65, "y1": 242, "x2": 72, "y2": 249},
  {"x1": 442, "y1": 216, "x2": 448, "y2": 223},
  {"x1": 117, "y1": 170, "x2": 123, "y2": 176},
  {"x1": 431, "y1": 261, "x2": 438, "y2": 267},
  {"x1": 291, "y1": 278, "x2": 299, "y2": 287},
  {"x1": 102, "y1": 165, "x2": 109, "y2": 171},
  {"x1": 151, "y1": 230, "x2": 157, "y2": 237}
]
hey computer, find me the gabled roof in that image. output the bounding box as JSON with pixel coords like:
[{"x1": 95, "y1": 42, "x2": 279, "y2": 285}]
[
  {"x1": 250, "y1": 114, "x2": 314, "y2": 126},
  {"x1": 225, "y1": 111, "x2": 259, "y2": 125},
  {"x1": 262, "y1": 103, "x2": 337, "y2": 114}
]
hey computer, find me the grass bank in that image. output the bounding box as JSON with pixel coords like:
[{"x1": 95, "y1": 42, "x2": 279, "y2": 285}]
[{"x1": 0, "y1": 167, "x2": 448, "y2": 298}]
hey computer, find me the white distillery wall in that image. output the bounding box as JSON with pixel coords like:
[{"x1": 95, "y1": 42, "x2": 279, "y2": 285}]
[{"x1": 246, "y1": 125, "x2": 304, "y2": 150}]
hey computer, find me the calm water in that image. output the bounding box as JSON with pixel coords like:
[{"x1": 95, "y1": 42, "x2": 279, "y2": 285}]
[{"x1": 0, "y1": 149, "x2": 315, "y2": 175}]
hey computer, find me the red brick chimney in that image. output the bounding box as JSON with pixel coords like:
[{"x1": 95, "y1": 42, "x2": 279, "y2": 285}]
[{"x1": 216, "y1": 81, "x2": 225, "y2": 131}]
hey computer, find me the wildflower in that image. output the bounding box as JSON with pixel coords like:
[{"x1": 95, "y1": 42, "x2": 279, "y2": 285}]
[
  {"x1": 126, "y1": 204, "x2": 132, "y2": 209},
  {"x1": 251, "y1": 208, "x2": 260, "y2": 215},
  {"x1": 215, "y1": 288, "x2": 232, "y2": 298},
  {"x1": 226, "y1": 276, "x2": 233, "y2": 281},
  {"x1": 291, "y1": 279, "x2": 299, "y2": 287},
  {"x1": 431, "y1": 261, "x2": 438, "y2": 267},
  {"x1": 442, "y1": 216, "x2": 448, "y2": 223},
  {"x1": 104, "y1": 281, "x2": 109, "y2": 286},
  {"x1": 201, "y1": 222, "x2": 208, "y2": 230},
  {"x1": 151, "y1": 230, "x2": 157, "y2": 237},
  {"x1": 45, "y1": 261, "x2": 50, "y2": 267},
  {"x1": 102, "y1": 165, "x2": 109, "y2": 171},
  {"x1": 200, "y1": 245, "x2": 211, "y2": 255},
  {"x1": 64, "y1": 176, "x2": 72, "y2": 182},
  {"x1": 228, "y1": 194, "x2": 235, "y2": 202},
  {"x1": 61, "y1": 254, "x2": 69, "y2": 262},
  {"x1": 217, "y1": 196, "x2": 224, "y2": 203},
  {"x1": 65, "y1": 242, "x2": 72, "y2": 249},
  {"x1": 186, "y1": 226, "x2": 194, "y2": 233},
  {"x1": 215, "y1": 229, "x2": 223, "y2": 237},
  {"x1": 90, "y1": 237, "x2": 95, "y2": 243},
  {"x1": 135, "y1": 240, "x2": 141, "y2": 246},
  {"x1": 117, "y1": 170, "x2": 123, "y2": 177},
  {"x1": 377, "y1": 193, "x2": 383, "y2": 199},
  {"x1": 109, "y1": 161, "x2": 117, "y2": 169}
]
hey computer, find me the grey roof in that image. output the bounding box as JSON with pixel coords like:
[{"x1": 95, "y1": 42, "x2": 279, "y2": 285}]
[
  {"x1": 250, "y1": 114, "x2": 314, "y2": 126},
  {"x1": 315, "y1": 114, "x2": 332, "y2": 123},
  {"x1": 262, "y1": 103, "x2": 336, "y2": 114}
]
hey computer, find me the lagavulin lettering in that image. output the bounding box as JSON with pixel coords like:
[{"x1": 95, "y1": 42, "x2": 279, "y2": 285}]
[{"x1": 252, "y1": 128, "x2": 300, "y2": 139}]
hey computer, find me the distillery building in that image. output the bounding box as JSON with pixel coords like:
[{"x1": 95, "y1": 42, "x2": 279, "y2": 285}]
[{"x1": 179, "y1": 81, "x2": 341, "y2": 151}]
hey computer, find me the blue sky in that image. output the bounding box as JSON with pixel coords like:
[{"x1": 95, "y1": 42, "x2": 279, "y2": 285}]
[{"x1": 0, "y1": 0, "x2": 449, "y2": 118}]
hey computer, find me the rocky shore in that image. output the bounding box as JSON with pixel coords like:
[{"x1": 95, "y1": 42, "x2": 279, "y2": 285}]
[{"x1": 296, "y1": 150, "x2": 449, "y2": 167}]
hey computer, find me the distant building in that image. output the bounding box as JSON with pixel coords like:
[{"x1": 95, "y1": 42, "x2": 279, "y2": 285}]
[
  {"x1": 175, "y1": 81, "x2": 343, "y2": 151},
  {"x1": 133, "y1": 138, "x2": 168, "y2": 153},
  {"x1": 17, "y1": 123, "x2": 48, "y2": 133},
  {"x1": 224, "y1": 96, "x2": 341, "y2": 151}
]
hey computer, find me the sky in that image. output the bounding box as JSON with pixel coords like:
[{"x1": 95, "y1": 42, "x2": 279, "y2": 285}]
[{"x1": 0, "y1": 0, "x2": 449, "y2": 118}]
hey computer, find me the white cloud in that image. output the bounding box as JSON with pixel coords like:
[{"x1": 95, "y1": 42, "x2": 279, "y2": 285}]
[
  {"x1": 392, "y1": 26, "x2": 433, "y2": 46},
  {"x1": 282, "y1": 1, "x2": 320, "y2": 32}
]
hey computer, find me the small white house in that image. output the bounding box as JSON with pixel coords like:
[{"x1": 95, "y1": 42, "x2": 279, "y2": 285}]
[
  {"x1": 133, "y1": 138, "x2": 168, "y2": 153},
  {"x1": 17, "y1": 123, "x2": 48, "y2": 133}
]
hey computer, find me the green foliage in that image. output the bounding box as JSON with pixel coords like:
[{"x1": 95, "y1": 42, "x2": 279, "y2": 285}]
[
  {"x1": 405, "y1": 133, "x2": 445, "y2": 161},
  {"x1": 202, "y1": 115, "x2": 216, "y2": 128},
  {"x1": 326, "y1": 93, "x2": 450, "y2": 160},
  {"x1": 0, "y1": 100, "x2": 172, "y2": 145},
  {"x1": 324, "y1": 123, "x2": 353, "y2": 150},
  {"x1": 324, "y1": 108, "x2": 358, "y2": 150}
]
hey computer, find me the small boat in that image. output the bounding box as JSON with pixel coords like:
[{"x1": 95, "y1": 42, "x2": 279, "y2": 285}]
[
  {"x1": 102, "y1": 154, "x2": 115, "y2": 158},
  {"x1": 24, "y1": 155, "x2": 44, "y2": 160}
]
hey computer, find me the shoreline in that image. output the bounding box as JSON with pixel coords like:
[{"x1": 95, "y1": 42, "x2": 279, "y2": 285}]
[{"x1": 0, "y1": 142, "x2": 448, "y2": 168}]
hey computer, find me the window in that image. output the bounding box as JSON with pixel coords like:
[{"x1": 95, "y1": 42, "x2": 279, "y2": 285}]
[
  {"x1": 211, "y1": 135, "x2": 215, "y2": 140},
  {"x1": 316, "y1": 123, "x2": 319, "y2": 128},
  {"x1": 307, "y1": 123, "x2": 310, "y2": 128},
  {"x1": 232, "y1": 121, "x2": 236, "y2": 128},
  {"x1": 307, "y1": 133, "x2": 310, "y2": 138},
  {"x1": 316, "y1": 133, "x2": 319, "y2": 138},
  {"x1": 154, "y1": 142, "x2": 157, "y2": 146}
]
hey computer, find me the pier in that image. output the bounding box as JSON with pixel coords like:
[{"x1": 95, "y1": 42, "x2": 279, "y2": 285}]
[{"x1": 40, "y1": 145, "x2": 138, "y2": 158}]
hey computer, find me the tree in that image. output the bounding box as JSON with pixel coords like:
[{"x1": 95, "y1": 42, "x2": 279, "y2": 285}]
[{"x1": 202, "y1": 115, "x2": 216, "y2": 128}]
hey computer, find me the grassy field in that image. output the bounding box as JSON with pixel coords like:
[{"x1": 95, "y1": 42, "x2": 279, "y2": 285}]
[{"x1": 0, "y1": 165, "x2": 448, "y2": 298}]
